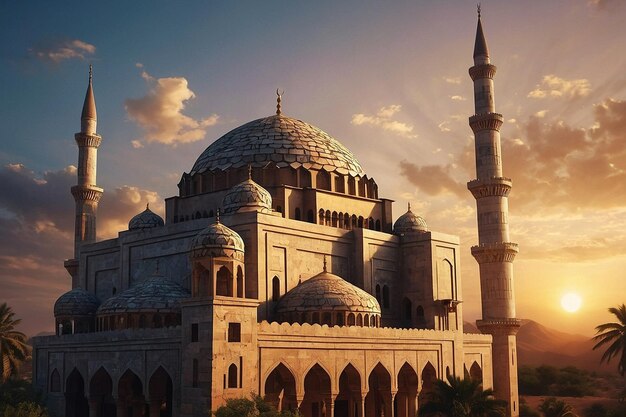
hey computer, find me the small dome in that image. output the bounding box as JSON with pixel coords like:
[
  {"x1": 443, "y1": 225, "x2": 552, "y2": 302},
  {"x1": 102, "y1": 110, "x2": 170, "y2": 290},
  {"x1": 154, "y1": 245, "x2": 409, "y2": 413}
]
[
  {"x1": 222, "y1": 176, "x2": 272, "y2": 214},
  {"x1": 54, "y1": 288, "x2": 100, "y2": 317},
  {"x1": 393, "y1": 204, "x2": 428, "y2": 235},
  {"x1": 129, "y1": 205, "x2": 164, "y2": 230},
  {"x1": 276, "y1": 269, "x2": 381, "y2": 318},
  {"x1": 190, "y1": 220, "x2": 245, "y2": 260},
  {"x1": 97, "y1": 276, "x2": 189, "y2": 315}
]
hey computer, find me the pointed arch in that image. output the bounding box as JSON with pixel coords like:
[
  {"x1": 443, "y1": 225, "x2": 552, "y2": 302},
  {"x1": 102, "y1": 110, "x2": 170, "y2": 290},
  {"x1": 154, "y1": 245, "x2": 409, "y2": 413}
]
[
  {"x1": 227, "y1": 363, "x2": 238, "y2": 388},
  {"x1": 216, "y1": 265, "x2": 233, "y2": 296},
  {"x1": 118, "y1": 369, "x2": 144, "y2": 414},
  {"x1": 419, "y1": 362, "x2": 437, "y2": 404},
  {"x1": 264, "y1": 362, "x2": 297, "y2": 412},
  {"x1": 89, "y1": 367, "x2": 114, "y2": 417},
  {"x1": 365, "y1": 363, "x2": 392, "y2": 417},
  {"x1": 50, "y1": 368, "x2": 61, "y2": 392},
  {"x1": 272, "y1": 276, "x2": 280, "y2": 302},
  {"x1": 396, "y1": 362, "x2": 419, "y2": 417},
  {"x1": 337, "y1": 363, "x2": 362, "y2": 417},
  {"x1": 469, "y1": 361, "x2": 482, "y2": 382},
  {"x1": 302, "y1": 364, "x2": 332, "y2": 417},
  {"x1": 65, "y1": 368, "x2": 88, "y2": 417}
]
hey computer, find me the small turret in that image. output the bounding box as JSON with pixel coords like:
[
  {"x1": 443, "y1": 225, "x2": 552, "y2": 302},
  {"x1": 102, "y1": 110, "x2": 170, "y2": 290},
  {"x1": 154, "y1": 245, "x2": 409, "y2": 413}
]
[
  {"x1": 80, "y1": 65, "x2": 97, "y2": 135},
  {"x1": 473, "y1": 8, "x2": 490, "y2": 64}
]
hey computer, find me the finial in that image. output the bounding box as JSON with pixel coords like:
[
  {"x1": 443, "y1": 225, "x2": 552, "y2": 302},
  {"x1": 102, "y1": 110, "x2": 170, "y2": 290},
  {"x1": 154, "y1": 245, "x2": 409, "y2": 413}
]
[
  {"x1": 408, "y1": 202, "x2": 411, "y2": 212},
  {"x1": 248, "y1": 164, "x2": 252, "y2": 180},
  {"x1": 216, "y1": 208, "x2": 221, "y2": 223},
  {"x1": 146, "y1": 202, "x2": 150, "y2": 210},
  {"x1": 323, "y1": 255, "x2": 327, "y2": 272},
  {"x1": 89, "y1": 64, "x2": 93, "y2": 83},
  {"x1": 477, "y1": 3, "x2": 481, "y2": 19},
  {"x1": 276, "y1": 89, "x2": 284, "y2": 115}
]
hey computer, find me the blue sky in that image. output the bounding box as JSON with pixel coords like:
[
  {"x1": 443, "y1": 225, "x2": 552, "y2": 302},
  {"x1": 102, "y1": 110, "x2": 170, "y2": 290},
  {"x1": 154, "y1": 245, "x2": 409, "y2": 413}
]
[{"x1": 2, "y1": 0, "x2": 626, "y2": 336}]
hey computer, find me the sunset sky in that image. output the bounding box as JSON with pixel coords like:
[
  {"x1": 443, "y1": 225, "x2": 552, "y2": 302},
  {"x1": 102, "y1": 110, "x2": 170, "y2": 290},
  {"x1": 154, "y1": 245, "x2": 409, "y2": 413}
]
[{"x1": 1, "y1": 0, "x2": 625, "y2": 337}]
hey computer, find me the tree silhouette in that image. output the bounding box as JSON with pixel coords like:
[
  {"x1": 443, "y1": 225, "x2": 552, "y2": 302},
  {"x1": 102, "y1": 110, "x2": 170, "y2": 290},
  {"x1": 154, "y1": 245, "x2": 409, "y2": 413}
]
[
  {"x1": 538, "y1": 397, "x2": 577, "y2": 417},
  {"x1": 418, "y1": 374, "x2": 507, "y2": 417},
  {"x1": 0, "y1": 303, "x2": 31, "y2": 382},
  {"x1": 592, "y1": 304, "x2": 626, "y2": 376}
]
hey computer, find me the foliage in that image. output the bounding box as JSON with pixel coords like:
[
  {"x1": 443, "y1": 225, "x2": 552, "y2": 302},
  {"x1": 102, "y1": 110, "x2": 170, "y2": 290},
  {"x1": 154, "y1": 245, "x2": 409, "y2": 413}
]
[
  {"x1": 518, "y1": 366, "x2": 595, "y2": 397},
  {"x1": 0, "y1": 303, "x2": 31, "y2": 382},
  {"x1": 593, "y1": 304, "x2": 626, "y2": 376},
  {"x1": 418, "y1": 374, "x2": 507, "y2": 417},
  {"x1": 0, "y1": 379, "x2": 48, "y2": 417},
  {"x1": 520, "y1": 398, "x2": 540, "y2": 417},
  {"x1": 538, "y1": 397, "x2": 577, "y2": 417},
  {"x1": 214, "y1": 395, "x2": 300, "y2": 417}
]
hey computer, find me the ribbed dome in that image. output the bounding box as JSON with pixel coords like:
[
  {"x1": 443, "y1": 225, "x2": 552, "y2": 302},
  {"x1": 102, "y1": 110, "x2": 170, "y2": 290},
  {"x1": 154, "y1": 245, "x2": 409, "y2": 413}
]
[
  {"x1": 96, "y1": 276, "x2": 189, "y2": 315},
  {"x1": 223, "y1": 177, "x2": 272, "y2": 214},
  {"x1": 393, "y1": 204, "x2": 428, "y2": 235},
  {"x1": 54, "y1": 288, "x2": 100, "y2": 317},
  {"x1": 190, "y1": 220, "x2": 245, "y2": 260},
  {"x1": 128, "y1": 205, "x2": 164, "y2": 230},
  {"x1": 276, "y1": 270, "x2": 381, "y2": 316},
  {"x1": 190, "y1": 114, "x2": 364, "y2": 177}
]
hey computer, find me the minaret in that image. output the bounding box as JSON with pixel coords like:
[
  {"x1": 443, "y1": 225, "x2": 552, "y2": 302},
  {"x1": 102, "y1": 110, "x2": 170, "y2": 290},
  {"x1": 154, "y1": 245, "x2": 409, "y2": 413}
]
[
  {"x1": 65, "y1": 65, "x2": 103, "y2": 285},
  {"x1": 467, "y1": 9, "x2": 520, "y2": 417}
]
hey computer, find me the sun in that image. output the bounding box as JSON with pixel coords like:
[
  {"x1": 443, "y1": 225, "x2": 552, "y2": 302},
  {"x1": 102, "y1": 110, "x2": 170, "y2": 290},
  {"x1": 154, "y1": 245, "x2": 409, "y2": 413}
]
[{"x1": 561, "y1": 292, "x2": 582, "y2": 313}]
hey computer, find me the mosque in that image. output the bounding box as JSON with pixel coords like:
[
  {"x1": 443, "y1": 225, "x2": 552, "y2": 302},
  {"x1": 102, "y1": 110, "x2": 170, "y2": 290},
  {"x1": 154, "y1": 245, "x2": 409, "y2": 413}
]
[{"x1": 33, "y1": 13, "x2": 521, "y2": 417}]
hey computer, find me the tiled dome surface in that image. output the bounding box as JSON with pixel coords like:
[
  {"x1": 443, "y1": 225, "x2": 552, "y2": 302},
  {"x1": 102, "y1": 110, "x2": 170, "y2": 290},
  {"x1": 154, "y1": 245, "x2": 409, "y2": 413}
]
[
  {"x1": 96, "y1": 276, "x2": 189, "y2": 314},
  {"x1": 223, "y1": 178, "x2": 272, "y2": 214},
  {"x1": 129, "y1": 206, "x2": 164, "y2": 230},
  {"x1": 276, "y1": 271, "x2": 381, "y2": 315},
  {"x1": 54, "y1": 288, "x2": 100, "y2": 317},
  {"x1": 190, "y1": 115, "x2": 364, "y2": 176},
  {"x1": 190, "y1": 221, "x2": 245, "y2": 259},
  {"x1": 393, "y1": 208, "x2": 428, "y2": 235}
]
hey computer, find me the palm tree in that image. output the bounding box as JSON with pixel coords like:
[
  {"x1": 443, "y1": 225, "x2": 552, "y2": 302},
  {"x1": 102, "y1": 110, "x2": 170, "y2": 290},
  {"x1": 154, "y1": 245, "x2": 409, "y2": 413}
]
[
  {"x1": 0, "y1": 302, "x2": 31, "y2": 382},
  {"x1": 592, "y1": 303, "x2": 626, "y2": 376},
  {"x1": 418, "y1": 374, "x2": 507, "y2": 417},
  {"x1": 538, "y1": 397, "x2": 577, "y2": 417}
]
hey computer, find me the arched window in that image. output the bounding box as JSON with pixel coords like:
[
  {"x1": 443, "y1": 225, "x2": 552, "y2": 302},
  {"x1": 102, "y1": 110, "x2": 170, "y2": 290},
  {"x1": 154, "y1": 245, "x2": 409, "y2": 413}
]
[
  {"x1": 347, "y1": 313, "x2": 355, "y2": 326},
  {"x1": 351, "y1": 215, "x2": 357, "y2": 228},
  {"x1": 192, "y1": 359, "x2": 199, "y2": 387},
  {"x1": 336, "y1": 313, "x2": 344, "y2": 326},
  {"x1": 368, "y1": 218, "x2": 374, "y2": 230},
  {"x1": 325, "y1": 210, "x2": 331, "y2": 226},
  {"x1": 356, "y1": 314, "x2": 363, "y2": 326},
  {"x1": 216, "y1": 266, "x2": 233, "y2": 296},
  {"x1": 375, "y1": 219, "x2": 381, "y2": 231},
  {"x1": 139, "y1": 314, "x2": 146, "y2": 328},
  {"x1": 318, "y1": 209, "x2": 325, "y2": 225},
  {"x1": 364, "y1": 314, "x2": 370, "y2": 327},
  {"x1": 307, "y1": 209, "x2": 314, "y2": 223},
  {"x1": 312, "y1": 312, "x2": 320, "y2": 324},
  {"x1": 348, "y1": 176, "x2": 356, "y2": 195},
  {"x1": 382, "y1": 285, "x2": 390, "y2": 309},
  {"x1": 331, "y1": 211, "x2": 338, "y2": 227},
  {"x1": 196, "y1": 266, "x2": 210, "y2": 297},
  {"x1": 375, "y1": 284, "x2": 381, "y2": 302},
  {"x1": 50, "y1": 369, "x2": 61, "y2": 392},
  {"x1": 299, "y1": 168, "x2": 312, "y2": 188},
  {"x1": 236, "y1": 266, "x2": 244, "y2": 298},
  {"x1": 153, "y1": 314, "x2": 162, "y2": 328},
  {"x1": 358, "y1": 216, "x2": 364, "y2": 228},
  {"x1": 403, "y1": 297, "x2": 412, "y2": 322},
  {"x1": 316, "y1": 170, "x2": 331, "y2": 191},
  {"x1": 272, "y1": 276, "x2": 280, "y2": 302},
  {"x1": 322, "y1": 312, "x2": 332, "y2": 326},
  {"x1": 295, "y1": 208, "x2": 301, "y2": 220},
  {"x1": 334, "y1": 175, "x2": 345, "y2": 193},
  {"x1": 228, "y1": 364, "x2": 238, "y2": 388},
  {"x1": 370, "y1": 315, "x2": 376, "y2": 327}
]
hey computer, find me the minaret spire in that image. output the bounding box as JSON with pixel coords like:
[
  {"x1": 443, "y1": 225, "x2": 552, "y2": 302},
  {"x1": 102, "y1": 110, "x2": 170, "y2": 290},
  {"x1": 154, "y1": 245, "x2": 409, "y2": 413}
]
[
  {"x1": 66, "y1": 65, "x2": 104, "y2": 286},
  {"x1": 467, "y1": 11, "x2": 520, "y2": 417}
]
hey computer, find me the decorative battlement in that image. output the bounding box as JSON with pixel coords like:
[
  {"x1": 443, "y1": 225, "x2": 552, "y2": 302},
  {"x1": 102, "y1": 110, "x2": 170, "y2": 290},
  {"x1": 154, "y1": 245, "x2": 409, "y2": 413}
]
[
  {"x1": 467, "y1": 177, "x2": 512, "y2": 199},
  {"x1": 469, "y1": 112, "x2": 503, "y2": 133},
  {"x1": 471, "y1": 242, "x2": 518, "y2": 263},
  {"x1": 469, "y1": 64, "x2": 497, "y2": 80},
  {"x1": 74, "y1": 133, "x2": 102, "y2": 148},
  {"x1": 476, "y1": 318, "x2": 521, "y2": 335},
  {"x1": 71, "y1": 185, "x2": 103, "y2": 203}
]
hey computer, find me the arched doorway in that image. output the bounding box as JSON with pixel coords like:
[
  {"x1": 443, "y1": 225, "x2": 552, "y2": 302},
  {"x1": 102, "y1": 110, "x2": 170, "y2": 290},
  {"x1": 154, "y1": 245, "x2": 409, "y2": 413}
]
[
  {"x1": 65, "y1": 368, "x2": 88, "y2": 417},
  {"x1": 216, "y1": 266, "x2": 233, "y2": 296},
  {"x1": 264, "y1": 363, "x2": 298, "y2": 413},
  {"x1": 336, "y1": 363, "x2": 361, "y2": 417},
  {"x1": 148, "y1": 366, "x2": 173, "y2": 417},
  {"x1": 395, "y1": 363, "x2": 418, "y2": 417},
  {"x1": 365, "y1": 363, "x2": 391, "y2": 417},
  {"x1": 302, "y1": 364, "x2": 331, "y2": 417},
  {"x1": 118, "y1": 369, "x2": 145, "y2": 417},
  {"x1": 469, "y1": 361, "x2": 482, "y2": 383},
  {"x1": 89, "y1": 367, "x2": 115, "y2": 417},
  {"x1": 419, "y1": 362, "x2": 437, "y2": 405}
]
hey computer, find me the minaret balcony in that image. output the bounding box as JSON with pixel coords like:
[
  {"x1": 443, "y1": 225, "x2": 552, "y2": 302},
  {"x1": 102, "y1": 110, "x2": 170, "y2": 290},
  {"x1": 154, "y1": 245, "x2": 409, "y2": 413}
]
[
  {"x1": 476, "y1": 318, "x2": 521, "y2": 335},
  {"x1": 467, "y1": 177, "x2": 512, "y2": 199},
  {"x1": 71, "y1": 185, "x2": 103, "y2": 203},
  {"x1": 471, "y1": 242, "x2": 518, "y2": 264},
  {"x1": 469, "y1": 112, "x2": 503, "y2": 133},
  {"x1": 469, "y1": 63, "x2": 497, "y2": 81},
  {"x1": 74, "y1": 132, "x2": 102, "y2": 148}
]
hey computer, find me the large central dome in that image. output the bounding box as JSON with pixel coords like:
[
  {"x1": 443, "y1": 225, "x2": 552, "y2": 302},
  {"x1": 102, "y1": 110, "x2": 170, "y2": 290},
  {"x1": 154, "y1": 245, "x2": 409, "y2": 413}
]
[{"x1": 190, "y1": 114, "x2": 364, "y2": 176}]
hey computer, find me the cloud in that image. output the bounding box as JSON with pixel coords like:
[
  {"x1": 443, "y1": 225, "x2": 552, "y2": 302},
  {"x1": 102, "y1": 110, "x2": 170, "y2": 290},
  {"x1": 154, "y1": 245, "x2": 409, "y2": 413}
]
[
  {"x1": 351, "y1": 104, "x2": 417, "y2": 138},
  {"x1": 443, "y1": 76, "x2": 462, "y2": 85},
  {"x1": 125, "y1": 70, "x2": 219, "y2": 146},
  {"x1": 528, "y1": 75, "x2": 591, "y2": 99},
  {"x1": 450, "y1": 95, "x2": 466, "y2": 101},
  {"x1": 0, "y1": 163, "x2": 163, "y2": 336},
  {"x1": 29, "y1": 39, "x2": 96, "y2": 63},
  {"x1": 399, "y1": 161, "x2": 466, "y2": 197}
]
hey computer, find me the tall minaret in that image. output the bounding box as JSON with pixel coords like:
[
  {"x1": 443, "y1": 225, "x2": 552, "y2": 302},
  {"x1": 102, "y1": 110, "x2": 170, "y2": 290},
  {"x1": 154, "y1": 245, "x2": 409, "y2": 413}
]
[
  {"x1": 66, "y1": 65, "x2": 103, "y2": 284},
  {"x1": 467, "y1": 8, "x2": 520, "y2": 417}
]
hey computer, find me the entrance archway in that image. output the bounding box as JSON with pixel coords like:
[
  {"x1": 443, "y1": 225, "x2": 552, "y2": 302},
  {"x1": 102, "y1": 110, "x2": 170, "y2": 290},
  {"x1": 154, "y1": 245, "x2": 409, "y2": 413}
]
[
  {"x1": 419, "y1": 362, "x2": 437, "y2": 405},
  {"x1": 148, "y1": 366, "x2": 173, "y2": 417},
  {"x1": 365, "y1": 363, "x2": 391, "y2": 417},
  {"x1": 118, "y1": 369, "x2": 145, "y2": 417},
  {"x1": 336, "y1": 363, "x2": 361, "y2": 417},
  {"x1": 65, "y1": 368, "x2": 88, "y2": 417},
  {"x1": 395, "y1": 363, "x2": 418, "y2": 417},
  {"x1": 264, "y1": 363, "x2": 298, "y2": 412},
  {"x1": 302, "y1": 364, "x2": 331, "y2": 417},
  {"x1": 89, "y1": 367, "x2": 115, "y2": 417}
]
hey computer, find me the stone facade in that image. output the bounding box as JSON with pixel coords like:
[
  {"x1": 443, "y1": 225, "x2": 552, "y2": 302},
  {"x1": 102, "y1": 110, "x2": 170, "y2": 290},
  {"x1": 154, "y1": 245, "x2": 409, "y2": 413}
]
[{"x1": 32, "y1": 13, "x2": 518, "y2": 417}]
